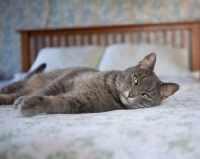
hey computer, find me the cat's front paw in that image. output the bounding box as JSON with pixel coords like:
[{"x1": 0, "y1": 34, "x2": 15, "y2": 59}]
[
  {"x1": 14, "y1": 96, "x2": 29, "y2": 109},
  {"x1": 19, "y1": 96, "x2": 44, "y2": 117}
]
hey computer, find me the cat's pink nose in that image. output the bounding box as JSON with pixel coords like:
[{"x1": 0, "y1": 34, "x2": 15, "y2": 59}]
[{"x1": 128, "y1": 91, "x2": 134, "y2": 98}]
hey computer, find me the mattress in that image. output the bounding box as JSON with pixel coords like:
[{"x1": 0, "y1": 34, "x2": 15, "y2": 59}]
[{"x1": 0, "y1": 77, "x2": 200, "y2": 159}]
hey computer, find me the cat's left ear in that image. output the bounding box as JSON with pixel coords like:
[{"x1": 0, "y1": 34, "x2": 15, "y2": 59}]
[
  {"x1": 160, "y1": 83, "x2": 179, "y2": 100},
  {"x1": 138, "y1": 53, "x2": 156, "y2": 71}
]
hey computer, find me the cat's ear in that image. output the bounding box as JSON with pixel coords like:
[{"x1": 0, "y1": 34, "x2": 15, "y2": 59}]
[
  {"x1": 160, "y1": 83, "x2": 179, "y2": 100},
  {"x1": 138, "y1": 53, "x2": 156, "y2": 71}
]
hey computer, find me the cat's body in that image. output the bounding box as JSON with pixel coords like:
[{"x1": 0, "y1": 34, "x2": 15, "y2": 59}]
[{"x1": 0, "y1": 53, "x2": 179, "y2": 116}]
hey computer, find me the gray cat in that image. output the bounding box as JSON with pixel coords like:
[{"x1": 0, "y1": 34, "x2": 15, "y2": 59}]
[{"x1": 0, "y1": 53, "x2": 179, "y2": 116}]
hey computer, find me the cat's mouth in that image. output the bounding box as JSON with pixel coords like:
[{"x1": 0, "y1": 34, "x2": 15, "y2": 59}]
[
  {"x1": 121, "y1": 92, "x2": 144, "y2": 109},
  {"x1": 121, "y1": 93, "x2": 131, "y2": 105}
]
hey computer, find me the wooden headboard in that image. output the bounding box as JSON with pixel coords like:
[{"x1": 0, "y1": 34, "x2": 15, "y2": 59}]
[{"x1": 17, "y1": 21, "x2": 200, "y2": 72}]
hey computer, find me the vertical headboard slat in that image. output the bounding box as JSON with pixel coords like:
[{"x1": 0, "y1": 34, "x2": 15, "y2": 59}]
[{"x1": 191, "y1": 24, "x2": 200, "y2": 71}]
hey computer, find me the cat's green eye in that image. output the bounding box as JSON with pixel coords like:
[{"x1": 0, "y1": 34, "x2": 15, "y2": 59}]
[
  {"x1": 143, "y1": 93, "x2": 150, "y2": 98},
  {"x1": 133, "y1": 75, "x2": 138, "y2": 85}
]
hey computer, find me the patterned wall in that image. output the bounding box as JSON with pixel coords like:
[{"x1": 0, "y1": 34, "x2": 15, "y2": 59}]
[{"x1": 0, "y1": 0, "x2": 200, "y2": 79}]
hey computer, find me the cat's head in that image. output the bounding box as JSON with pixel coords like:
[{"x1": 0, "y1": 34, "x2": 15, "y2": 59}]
[{"x1": 119, "y1": 53, "x2": 179, "y2": 109}]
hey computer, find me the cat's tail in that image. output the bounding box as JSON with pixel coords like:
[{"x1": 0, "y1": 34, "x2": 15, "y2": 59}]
[
  {"x1": 26, "y1": 63, "x2": 46, "y2": 79},
  {"x1": 0, "y1": 63, "x2": 46, "y2": 94}
]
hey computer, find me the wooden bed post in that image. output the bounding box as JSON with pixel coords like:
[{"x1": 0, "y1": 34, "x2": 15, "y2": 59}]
[
  {"x1": 21, "y1": 32, "x2": 30, "y2": 72},
  {"x1": 191, "y1": 24, "x2": 200, "y2": 72}
]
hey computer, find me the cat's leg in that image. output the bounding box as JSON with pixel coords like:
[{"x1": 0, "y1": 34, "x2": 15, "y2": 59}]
[
  {"x1": 13, "y1": 77, "x2": 74, "y2": 108},
  {"x1": 14, "y1": 95, "x2": 29, "y2": 109},
  {"x1": 0, "y1": 93, "x2": 28, "y2": 105},
  {"x1": 0, "y1": 81, "x2": 24, "y2": 105},
  {"x1": 12, "y1": 78, "x2": 72, "y2": 108},
  {"x1": 0, "y1": 81, "x2": 25, "y2": 94},
  {"x1": 0, "y1": 88, "x2": 31, "y2": 105},
  {"x1": 0, "y1": 94, "x2": 20, "y2": 105},
  {"x1": 19, "y1": 95, "x2": 68, "y2": 116},
  {"x1": 19, "y1": 90, "x2": 122, "y2": 116}
]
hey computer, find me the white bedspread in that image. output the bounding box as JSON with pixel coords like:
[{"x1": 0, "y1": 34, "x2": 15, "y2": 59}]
[{"x1": 0, "y1": 81, "x2": 200, "y2": 159}]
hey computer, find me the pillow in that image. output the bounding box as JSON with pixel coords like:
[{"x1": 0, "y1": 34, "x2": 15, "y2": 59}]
[
  {"x1": 98, "y1": 44, "x2": 190, "y2": 77},
  {"x1": 29, "y1": 45, "x2": 105, "y2": 72}
]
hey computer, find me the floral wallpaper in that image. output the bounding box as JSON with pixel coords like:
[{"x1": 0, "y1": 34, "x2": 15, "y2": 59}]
[{"x1": 0, "y1": 0, "x2": 200, "y2": 79}]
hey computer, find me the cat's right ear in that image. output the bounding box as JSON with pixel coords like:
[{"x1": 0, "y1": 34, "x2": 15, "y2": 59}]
[
  {"x1": 138, "y1": 53, "x2": 156, "y2": 71},
  {"x1": 160, "y1": 83, "x2": 180, "y2": 100}
]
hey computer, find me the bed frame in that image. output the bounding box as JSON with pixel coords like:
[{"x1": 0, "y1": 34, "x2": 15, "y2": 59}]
[{"x1": 17, "y1": 21, "x2": 200, "y2": 72}]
